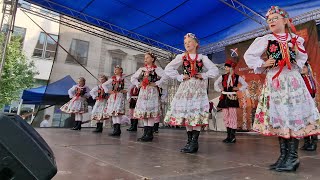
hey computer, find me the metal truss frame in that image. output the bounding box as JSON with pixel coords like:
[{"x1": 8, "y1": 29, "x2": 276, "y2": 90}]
[
  {"x1": 219, "y1": 0, "x2": 266, "y2": 26},
  {"x1": 24, "y1": 0, "x2": 183, "y2": 58},
  {"x1": 200, "y1": 8, "x2": 320, "y2": 54},
  {"x1": 0, "y1": 0, "x2": 18, "y2": 81}
]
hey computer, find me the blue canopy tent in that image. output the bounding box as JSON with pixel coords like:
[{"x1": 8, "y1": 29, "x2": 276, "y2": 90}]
[
  {"x1": 25, "y1": 0, "x2": 320, "y2": 54},
  {"x1": 21, "y1": 75, "x2": 76, "y2": 105}
]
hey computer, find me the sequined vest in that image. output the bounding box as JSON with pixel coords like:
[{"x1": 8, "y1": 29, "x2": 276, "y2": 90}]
[
  {"x1": 182, "y1": 55, "x2": 204, "y2": 76},
  {"x1": 138, "y1": 69, "x2": 160, "y2": 83},
  {"x1": 97, "y1": 86, "x2": 107, "y2": 99},
  {"x1": 266, "y1": 40, "x2": 297, "y2": 68},
  {"x1": 222, "y1": 74, "x2": 239, "y2": 92},
  {"x1": 112, "y1": 76, "x2": 125, "y2": 92},
  {"x1": 75, "y1": 86, "x2": 86, "y2": 97}
]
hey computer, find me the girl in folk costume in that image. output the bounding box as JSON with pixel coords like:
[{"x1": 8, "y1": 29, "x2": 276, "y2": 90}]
[
  {"x1": 300, "y1": 62, "x2": 318, "y2": 151},
  {"x1": 164, "y1": 33, "x2": 219, "y2": 153},
  {"x1": 102, "y1": 65, "x2": 130, "y2": 136},
  {"x1": 214, "y1": 59, "x2": 248, "y2": 143},
  {"x1": 244, "y1": 6, "x2": 320, "y2": 172},
  {"x1": 90, "y1": 75, "x2": 109, "y2": 133},
  {"x1": 131, "y1": 52, "x2": 167, "y2": 142},
  {"x1": 61, "y1": 77, "x2": 91, "y2": 130},
  {"x1": 126, "y1": 84, "x2": 140, "y2": 132}
]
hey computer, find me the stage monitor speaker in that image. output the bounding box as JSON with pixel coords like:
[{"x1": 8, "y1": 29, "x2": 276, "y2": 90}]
[{"x1": 0, "y1": 113, "x2": 57, "y2": 180}]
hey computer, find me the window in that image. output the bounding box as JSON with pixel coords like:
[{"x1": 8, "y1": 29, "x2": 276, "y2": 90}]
[
  {"x1": 65, "y1": 39, "x2": 89, "y2": 65},
  {"x1": 111, "y1": 57, "x2": 122, "y2": 73},
  {"x1": 1, "y1": 25, "x2": 26, "y2": 44},
  {"x1": 33, "y1": 32, "x2": 58, "y2": 60}
]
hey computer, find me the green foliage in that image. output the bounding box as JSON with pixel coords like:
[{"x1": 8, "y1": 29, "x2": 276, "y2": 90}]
[{"x1": 0, "y1": 33, "x2": 38, "y2": 108}]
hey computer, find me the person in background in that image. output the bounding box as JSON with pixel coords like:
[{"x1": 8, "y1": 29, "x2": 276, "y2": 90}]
[{"x1": 40, "y1": 114, "x2": 51, "y2": 127}]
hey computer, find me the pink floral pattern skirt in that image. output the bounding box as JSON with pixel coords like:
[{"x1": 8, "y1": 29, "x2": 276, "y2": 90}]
[{"x1": 253, "y1": 67, "x2": 320, "y2": 138}]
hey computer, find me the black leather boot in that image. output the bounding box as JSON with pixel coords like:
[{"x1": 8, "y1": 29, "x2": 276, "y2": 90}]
[
  {"x1": 140, "y1": 126, "x2": 153, "y2": 142},
  {"x1": 222, "y1": 128, "x2": 231, "y2": 143},
  {"x1": 180, "y1": 131, "x2": 193, "y2": 152},
  {"x1": 138, "y1": 126, "x2": 148, "y2": 141},
  {"x1": 153, "y1": 122, "x2": 159, "y2": 133},
  {"x1": 269, "y1": 137, "x2": 288, "y2": 170},
  {"x1": 71, "y1": 121, "x2": 81, "y2": 130},
  {"x1": 306, "y1": 135, "x2": 318, "y2": 151},
  {"x1": 300, "y1": 136, "x2": 311, "y2": 150},
  {"x1": 228, "y1": 129, "x2": 236, "y2": 143},
  {"x1": 109, "y1": 124, "x2": 121, "y2": 136},
  {"x1": 93, "y1": 122, "x2": 103, "y2": 133},
  {"x1": 276, "y1": 138, "x2": 300, "y2": 172},
  {"x1": 127, "y1": 119, "x2": 138, "y2": 131},
  {"x1": 182, "y1": 130, "x2": 200, "y2": 153}
]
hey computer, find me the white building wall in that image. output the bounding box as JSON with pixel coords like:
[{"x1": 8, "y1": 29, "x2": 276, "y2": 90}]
[{"x1": 8, "y1": 4, "x2": 59, "y2": 80}]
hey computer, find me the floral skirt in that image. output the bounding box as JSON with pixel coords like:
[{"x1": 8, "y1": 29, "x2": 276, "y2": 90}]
[
  {"x1": 104, "y1": 93, "x2": 125, "y2": 117},
  {"x1": 253, "y1": 67, "x2": 320, "y2": 138},
  {"x1": 60, "y1": 97, "x2": 88, "y2": 114},
  {"x1": 133, "y1": 86, "x2": 161, "y2": 119},
  {"x1": 91, "y1": 99, "x2": 109, "y2": 121},
  {"x1": 164, "y1": 78, "x2": 209, "y2": 127}
]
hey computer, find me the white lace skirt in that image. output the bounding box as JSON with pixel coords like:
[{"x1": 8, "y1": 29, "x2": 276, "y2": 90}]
[
  {"x1": 164, "y1": 78, "x2": 209, "y2": 127},
  {"x1": 133, "y1": 86, "x2": 161, "y2": 119}
]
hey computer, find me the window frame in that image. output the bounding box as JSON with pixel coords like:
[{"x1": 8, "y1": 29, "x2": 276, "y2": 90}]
[{"x1": 32, "y1": 32, "x2": 58, "y2": 60}]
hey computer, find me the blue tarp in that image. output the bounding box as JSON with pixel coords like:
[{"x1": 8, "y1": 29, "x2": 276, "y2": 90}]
[
  {"x1": 21, "y1": 75, "x2": 76, "y2": 104},
  {"x1": 26, "y1": 0, "x2": 320, "y2": 50}
]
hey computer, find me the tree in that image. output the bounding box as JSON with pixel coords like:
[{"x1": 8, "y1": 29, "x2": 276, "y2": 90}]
[{"x1": 0, "y1": 33, "x2": 38, "y2": 108}]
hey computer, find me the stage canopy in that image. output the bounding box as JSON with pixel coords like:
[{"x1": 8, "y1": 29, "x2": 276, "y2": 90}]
[
  {"x1": 25, "y1": 0, "x2": 320, "y2": 51},
  {"x1": 21, "y1": 75, "x2": 76, "y2": 105}
]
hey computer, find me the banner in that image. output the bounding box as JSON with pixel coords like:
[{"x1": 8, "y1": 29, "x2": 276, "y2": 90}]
[{"x1": 225, "y1": 20, "x2": 320, "y2": 130}]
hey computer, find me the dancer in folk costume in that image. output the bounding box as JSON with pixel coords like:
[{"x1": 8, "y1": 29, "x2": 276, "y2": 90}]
[
  {"x1": 126, "y1": 84, "x2": 140, "y2": 132},
  {"x1": 103, "y1": 65, "x2": 130, "y2": 136},
  {"x1": 300, "y1": 62, "x2": 318, "y2": 151},
  {"x1": 214, "y1": 59, "x2": 248, "y2": 143},
  {"x1": 131, "y1": 52, "x2": 167, "y2": 142},
  {"x1": 90, "y1": 75, "x2": 109, "y2": 133},
  {"x1": 244, "y1": 6, "x2": 320, "y2": 172},
  {"x1": 164, "y1": 33, "x2": 219, "y2": 153},
  {"x1": 61, "y1": 77, "x2": 91, "y2": 130}
]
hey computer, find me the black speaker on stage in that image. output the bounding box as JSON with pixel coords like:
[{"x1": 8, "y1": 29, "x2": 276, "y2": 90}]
[{"x1": 0, "y1": 113, "x2": 57, "y2": 180}]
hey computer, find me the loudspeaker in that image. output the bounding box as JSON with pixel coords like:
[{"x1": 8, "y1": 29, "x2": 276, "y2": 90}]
[{"x1": 0, "y1": 113, "x2": 57, "y2": 180}]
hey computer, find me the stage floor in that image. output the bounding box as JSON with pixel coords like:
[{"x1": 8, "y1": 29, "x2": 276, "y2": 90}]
[{"x1": 36, "y1": 128, "x2": 320, "y2": 180}]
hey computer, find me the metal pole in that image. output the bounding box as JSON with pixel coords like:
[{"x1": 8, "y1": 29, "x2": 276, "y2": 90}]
[{"x1": 0, "y1": 0, "x2": 18, "y2": 82}]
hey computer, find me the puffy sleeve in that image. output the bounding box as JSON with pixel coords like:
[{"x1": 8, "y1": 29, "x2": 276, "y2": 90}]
[
  {"x1": 155, "y1": 67, "x2": 168, "y2": 88},
  {"x1": 68, "y1": 85, "x2": 77, "y2": 98},
  {"x1": 214, "y1": 76, "x2": 223, "y2": 92},
  {"x1": 295, "y1": 36, "x2": 308, "y2": 69},
  {"x1": 164, "y1": 54, "x2": 184, "y2": 82},
  {"x1": 84, "y1": 86, "x2": 91, "y2": 98},
  {"x1": 244, "y1": 36, "x2": 268, "y2": 74},
  {"x1": 90, "y1": 86, "x2": 99, "y2": 99},
  {"x1": 200, "y1": 55, "x2": 219, "y2": 79},
  {"x1": 238, "y1": 76, "x2": 248, "y2": 92},
  {"x1": 131, "y1": 68, "x2": 143, "y2": 88},
  {"x1": 102, "y1": 79, "x2": 112, "y2": 93}
]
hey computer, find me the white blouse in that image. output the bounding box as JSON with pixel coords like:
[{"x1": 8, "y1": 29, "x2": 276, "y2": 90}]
[
  {"x1": 164, "y1": 53, "x2": 219, "y2": 82},
  {"x1": 68, "y1": 85, "x2": 90, "y2": 98},
  {"x1": 101, "y1": 75, "x2": 131, "y2": 93},
  {"x1": 244, "y1": 33, "x2": 308, "y2": 74},
  {"x1": 89, "y1": 85, "x2": 103, "y2": 99},
  {"x1": 214, "y1": 75, "x2": 248, "y2": 92},
  {"x1": 130, "y1": 66, "x2": 168, "y2": 88}
]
